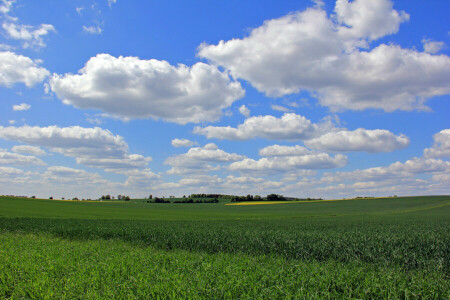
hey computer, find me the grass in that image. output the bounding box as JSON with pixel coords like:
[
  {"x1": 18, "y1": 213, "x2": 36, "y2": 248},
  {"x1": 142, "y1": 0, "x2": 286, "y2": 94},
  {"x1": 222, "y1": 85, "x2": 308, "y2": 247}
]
[{"x1": 0, "y1": 195, "x2": 449, "y2": 298}]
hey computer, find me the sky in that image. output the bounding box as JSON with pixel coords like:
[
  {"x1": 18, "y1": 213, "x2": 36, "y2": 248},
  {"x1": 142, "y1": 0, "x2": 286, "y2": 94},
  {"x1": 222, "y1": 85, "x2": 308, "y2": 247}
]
[{"x1": 0, "y1": 0, "x2": 449, "y2": 199}]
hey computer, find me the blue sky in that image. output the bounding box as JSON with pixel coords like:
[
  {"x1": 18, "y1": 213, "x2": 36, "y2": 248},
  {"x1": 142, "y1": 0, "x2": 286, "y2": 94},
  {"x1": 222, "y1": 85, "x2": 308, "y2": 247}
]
[{"x1": 0, "y1": 0, "x2": 449, "y2": 199}]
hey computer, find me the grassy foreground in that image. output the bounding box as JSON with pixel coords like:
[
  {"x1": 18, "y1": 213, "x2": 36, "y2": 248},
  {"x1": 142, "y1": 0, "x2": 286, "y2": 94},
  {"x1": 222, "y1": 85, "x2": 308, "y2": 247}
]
[{"x1": 0, "y1": 195, "x2": 449, "y2": 298}]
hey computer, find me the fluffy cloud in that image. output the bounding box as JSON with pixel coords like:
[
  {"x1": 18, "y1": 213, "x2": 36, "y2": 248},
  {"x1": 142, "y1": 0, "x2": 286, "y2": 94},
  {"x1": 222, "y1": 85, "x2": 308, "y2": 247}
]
[
  {"x1": 0, "y1": 0, "x2": 14, "y2": 14},
  {"x1": 304, "y1": 129, "x2": 409, "y2": 152},
  {"x1": 12, "y1": 103, "x2": 30, "y2": 111},
  {"x1": 229, "y1": 153, "x2": 347, "y2": 173},
  {"x1": 43, "y1": 166, "x2": 108, "y2": 185},
  {"x1": 165, "y1": 143, "x2": 245, "y2": 175},
  {"x1": 422, "y1": 39, "x2": 445, "y2": 54},
  {"x1": 0, "y1": 148, "x2": 45, "y2": 165},
  {"x1": 0, "y1": 51, "x2": 49, "y2": 87},
  {"x1": 0, "y1": 125, "x2": 151, "y2": 172},
  {"x1": 122, "y1": 169, "x2": 160, "y2": 188},
  {"x1": 199, "y1": 0, "x2": 450, "y2": 112},
  {"x1": 12, "y1": 145, "x2": 46, "y2": 156},
  {"x1": 259, "y1": 145, "x2": 312, "y2": 157},
  {"x1": 171, "y1": 138, "x2": 196, "y2": 148},
  {"x1": 50, "y1": 54, "x2": 245, "y2": 124},
  {"x1": 2, "y1": 22, "x2": 55, "y2": 48},
  {"x1": 0, "y1": 166, "x2": 25, "y2": 176},
  {"x1": 423, "y1": 129, "x2": 450, "y2": 158},
  {"x1": 334, "y1": 0, "x2": 409, "y2": 40},
  {"x1": 194, "y1": 113, "x2": 335, "y2": 141},
  {"x1": 271, "y1": 105, "x2": 292, "y2": 113},
  {"x1": 83, "y1": 25, "x2": 102, "y2": 34},
  {"x1": 321, "y1": 157, "x2": 450, "y2": 183},
  {"x1": 238, "y1": 105, "x2": 250, "y2": 117}
]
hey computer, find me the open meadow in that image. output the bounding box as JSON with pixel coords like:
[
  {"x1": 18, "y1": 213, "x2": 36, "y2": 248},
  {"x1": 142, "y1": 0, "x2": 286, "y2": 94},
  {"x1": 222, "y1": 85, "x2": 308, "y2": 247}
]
[{"x1": 0, "y1": 195, "x2": 449, "y2": 298}]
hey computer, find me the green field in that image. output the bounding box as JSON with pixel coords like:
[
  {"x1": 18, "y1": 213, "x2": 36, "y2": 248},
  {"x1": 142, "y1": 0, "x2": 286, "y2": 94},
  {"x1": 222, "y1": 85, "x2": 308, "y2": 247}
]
[{"x1": 0, "y1": 195, "x2": 449, "y2": 298}]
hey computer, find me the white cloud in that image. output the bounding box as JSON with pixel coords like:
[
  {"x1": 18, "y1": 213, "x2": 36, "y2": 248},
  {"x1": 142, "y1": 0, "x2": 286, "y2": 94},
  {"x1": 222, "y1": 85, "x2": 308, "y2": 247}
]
[
  {"x1": 334, "y1": 0, "x2": 409, "y2": 41},
  {"x1": 2, "y1": 22, "x2": 55, "y2": 48},
  {"x1": 271, "y1": 104, "x2": 292, "y2": 113},
  {"x1": 107, "y1": 0, "x2": 117, "y2": 7},
  {"x1": 0, "y1": 166, "x2": 24, "y2": 177},
  {"x1": 0, "y1": 125, "x2": 151, "y2": 172},
  {"x1": 0, "y1": 148, "x2": 45, "y2": 165},
  {"x1": 194, "y1": 113, "x2": 336, "y2": 141},
  {"x1": 424, "y1": 129, "x2": 450, "y2": 158},
  {"x1": 12, "y1": 103, "x2": 30, "y2": 111},
  {"x1": 229, "y1": 153, "x2": 347, "y2": 173},
  {"x1": 259, "y1": 145, "x2": 312, "y2": 157},
  {"x1": 304, "y1": 129, "x2": 409, "y2": 153},
  {"x1": 0, "y1": 43, "x2": 13, "y2": 50},
  {"x1": 76, "y1": 7, "x2": 84, "y2": 15},
  {"x1": 422, "y1": 39, "x2": 445, "y2": 54},
  {"x1": 0, "y1": 0, "x2": 14, "y2": 14},
  {"x1": 238, "y1": 104, "x2": 250, "y2": 117},
  {"x1": 0, "y1": 51, "x2": 49, "y2": 87},
  {"x1": 8, "y1": 120, "x2": 15, "y2": 125},
  {"x1": 171, "y1": 138, "x2": 196, "y2": 148},
  {"x1": 321, "y1": 157, "x2": 450, "y2": 183},
  {"x1": 122, "y1": 169, "x2": 160, "y2": 188},
  {"x1": 43, "y1": 166, "x2": 108, "y2": 185},
  {"x1": 165, "y1": 143, "x2": 245, "y2": 175},
  {"x1": 76, "y1": 155, "x2": 151, "y2": 172},
  {"x1": 12, "y1": 145, "x2": 46, "y2": 156},
  {"x1": 83, "y1": 25, "x2": 102, "y2": 34},
  {"x1": 199, "y1": 0, "x2": 450, "y2": 112},
  {"x1": 50, "y1": 54, "x2": 245, "y2": 124}
]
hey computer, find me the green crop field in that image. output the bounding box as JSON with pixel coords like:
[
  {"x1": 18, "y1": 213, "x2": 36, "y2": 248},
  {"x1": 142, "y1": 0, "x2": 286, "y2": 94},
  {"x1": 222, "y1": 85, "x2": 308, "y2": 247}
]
[{"x1": 0, "y1": 195, "x2": 449, "y2": 298}]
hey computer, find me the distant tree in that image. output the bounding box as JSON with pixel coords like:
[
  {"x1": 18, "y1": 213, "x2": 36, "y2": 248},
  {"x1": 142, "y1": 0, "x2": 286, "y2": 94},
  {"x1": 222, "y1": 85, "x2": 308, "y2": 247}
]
[
  {"x1": 72, "y1": 197, "x2": 79, "y2": 200},
  {"x1": 118, "y1": 195, "x2": 122, "y2": 200},
  {"x1": 149, "y1": 195, "x2": 153, "y2": 199},
  {"x1": 266, "y1": 194, "x2": 285, "y2": 201},
  {"x1": 254, "y1": 195, "x2": 262, "y2": 201},
  {"x1": 31, "y1": 195, "x2": 36, "y2": 199},
  {"x1": 49, "y1": 196, "x2": 53, "y2": 199},
  {"x1": 123, "y1": 196, "x2": 130, "y2": 201}
]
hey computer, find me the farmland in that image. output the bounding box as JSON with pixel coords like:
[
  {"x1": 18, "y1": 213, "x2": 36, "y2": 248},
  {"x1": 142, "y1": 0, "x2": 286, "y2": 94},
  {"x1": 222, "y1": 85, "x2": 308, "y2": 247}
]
[{"x1": 0, "y1": 195, "x2": 449, "y2": 298}]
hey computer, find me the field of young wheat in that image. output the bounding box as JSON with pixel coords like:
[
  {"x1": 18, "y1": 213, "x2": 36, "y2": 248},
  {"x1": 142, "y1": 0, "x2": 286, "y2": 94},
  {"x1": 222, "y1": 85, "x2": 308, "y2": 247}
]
[{"x1": 0, "y1": 195, "x2": 448, "y2": 298}]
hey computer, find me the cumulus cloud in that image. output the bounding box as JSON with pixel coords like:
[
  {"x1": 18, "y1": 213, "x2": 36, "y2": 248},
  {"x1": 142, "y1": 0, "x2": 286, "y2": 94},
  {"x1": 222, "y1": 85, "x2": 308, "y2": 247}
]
[
  {"x1": 194, "y1": 113, "x2": 335, "y2": 141},
  {"x1": 12, "y1": 103, "x2": 30, "y2": 111},
  {"x1": 43, "y1": 166, "x2": 108, "y2": 185},
  {"x1": 199, "y1": 0, "x2": 450, "y2": 112},
  {"x1": 83, "y1": 25, "x2": 102, "y2": 34},
  {"x1": 171, "y1": 138, "x2": 196, "y2": 148},
  {"x1": 122, "y1": 169, "x2": 160, "y2": 187},
  {"x1": 423, "y1": 129, "x2": 450, "y2": 158},
  {"x1": 271, "y1": 105, "x2": 292, "y2": 113},
  {"x1": 0, "y1": 0, "x2": 14, "y2": 14},
  {"x1": 238, "y1": 104, "x2": 250, "y2": 117},
  {"x1": 12, "y1": 145, "x2": 46, "y2": 156},
  {"x1": 0, "y1": 51, "x2": 49, "y2": 87},
  {"x1": 304, "y1": 129, "x2": 410, "y2": 153},
  {"x1": 0, "y1": 125, "x2": 152, "y2": 172},
  {"x1": 2, "y1": 22, "x2": 55, "y2": 48},
  {"x1": 321, "y1": 157, "x2": 450, "y2": 183},
  {"x1": 165, "y1": 143, "x2": 245, "y2": 175},
  {"x1": 228, "y1": 153, "x2": 347, "y2": 173},
  {"x1": 334, "y1": 0, "x2": 409, "y2": 40},
  {"x1": 0, "y1": 166, "x2": 24, "y2": 177},
  {"x1": 422, "y1": 39, "x2": 445, "y2": 54},
  {"x1": 259, "y1": 145, "x2": 312, "y2": 157},
  {"x1": 50, "y1": 54, "x2": 245, "y2": 124},
  {"x1": 231, "y1": 144, "x2": 347, "y2": 174},
  {"x1": 0, "y1": 148, "x2": 45, "y2": 165}
]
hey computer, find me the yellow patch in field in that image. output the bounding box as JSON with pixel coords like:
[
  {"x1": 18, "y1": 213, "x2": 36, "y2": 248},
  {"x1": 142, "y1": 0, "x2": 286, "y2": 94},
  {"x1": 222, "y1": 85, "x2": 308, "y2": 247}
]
[{"x1": 226, "y1": 201, "x2": 303, "y2": 206}]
